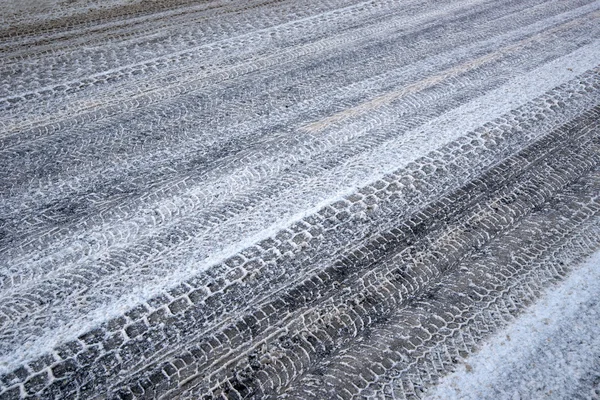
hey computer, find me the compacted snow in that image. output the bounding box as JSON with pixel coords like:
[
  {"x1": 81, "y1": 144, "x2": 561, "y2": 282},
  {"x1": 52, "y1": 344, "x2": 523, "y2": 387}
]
[
  {"x1": 426, "y1": 251, "x2": 600, "y2": 400},
  {"x1": 1, "y1": 0, "x2": 600, "y2": 398}
]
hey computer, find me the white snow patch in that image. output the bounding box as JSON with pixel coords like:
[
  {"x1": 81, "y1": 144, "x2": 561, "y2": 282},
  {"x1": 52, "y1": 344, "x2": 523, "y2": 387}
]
[{"x1": 425, "y1": 248, "x2": 600, "y2": 400}]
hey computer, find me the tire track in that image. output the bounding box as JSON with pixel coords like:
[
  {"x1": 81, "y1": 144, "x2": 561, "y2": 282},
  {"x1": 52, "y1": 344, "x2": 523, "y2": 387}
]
[
  {"x1": 3, "y1": 8, "x2": 596, "y2": 282},
  {"x1": 1, "y1": 1, "x2": 599, "y2": 399}
]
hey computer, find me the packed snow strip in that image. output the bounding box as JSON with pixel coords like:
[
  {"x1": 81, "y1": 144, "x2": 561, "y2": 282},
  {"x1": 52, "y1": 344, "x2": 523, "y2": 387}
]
[{"x1": 425, "y1": 249, "x2": 600, "y2": 400}]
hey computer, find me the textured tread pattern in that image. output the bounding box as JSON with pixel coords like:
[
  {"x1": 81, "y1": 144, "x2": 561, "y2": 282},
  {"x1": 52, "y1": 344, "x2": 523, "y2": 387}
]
[{"x1": 1, "y1": 0, "x2": 600, "y2": 399}]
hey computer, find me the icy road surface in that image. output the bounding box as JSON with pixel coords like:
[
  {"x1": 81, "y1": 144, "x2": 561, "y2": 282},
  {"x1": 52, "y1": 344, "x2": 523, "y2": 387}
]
[
  {"x1": 0, "y1": 0, "x2": 599, "y2": 398},
  {"x1": 426, "y1": 250, "x2": 600, "y2": 400}
]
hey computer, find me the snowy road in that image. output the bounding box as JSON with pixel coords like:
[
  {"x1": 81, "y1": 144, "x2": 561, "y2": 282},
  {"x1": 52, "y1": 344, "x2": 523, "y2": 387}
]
[
  {"x1": 426, "y1": 250, "x2": 600, "y2": 400},
  {"x1": 1, "y1": 0, "x2": 600, "y2": 398}
]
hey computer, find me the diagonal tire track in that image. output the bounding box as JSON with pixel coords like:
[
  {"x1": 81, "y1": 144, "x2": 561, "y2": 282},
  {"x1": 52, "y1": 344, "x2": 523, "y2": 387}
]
[{"x1": 1, "y1": 1, "x2": 600, "y2": 399}]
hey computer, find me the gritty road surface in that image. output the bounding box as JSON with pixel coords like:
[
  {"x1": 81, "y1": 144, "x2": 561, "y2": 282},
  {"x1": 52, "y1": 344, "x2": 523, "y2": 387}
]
[
  {"x1": 1, "y1": 0, "x2": 599, "y2": 398},
  {"x1": 426, "y1": 250, "x2": 600, "y2": 400}
]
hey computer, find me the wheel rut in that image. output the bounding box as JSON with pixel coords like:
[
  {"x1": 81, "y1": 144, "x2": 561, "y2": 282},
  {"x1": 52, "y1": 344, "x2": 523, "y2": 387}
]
[{"x1": 1, "y1": 1, "x2": 599, "y2": 399}]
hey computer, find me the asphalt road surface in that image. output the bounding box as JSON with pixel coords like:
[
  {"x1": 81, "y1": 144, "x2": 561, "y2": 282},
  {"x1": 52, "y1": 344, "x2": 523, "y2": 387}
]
[{"x1": 1, "y1": 0, "x2": 600, "y2": 398}]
